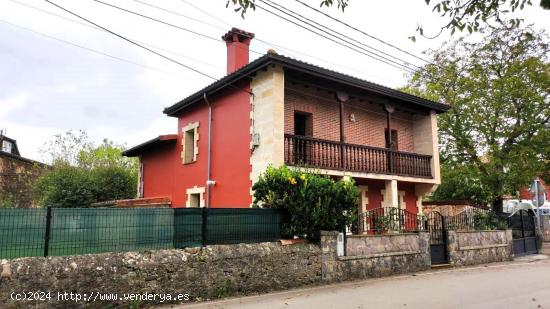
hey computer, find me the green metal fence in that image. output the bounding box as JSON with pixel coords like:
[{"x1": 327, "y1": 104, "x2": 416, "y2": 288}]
[{"x1": 0, "y1": 207, "x2": 281, "y2": 259}]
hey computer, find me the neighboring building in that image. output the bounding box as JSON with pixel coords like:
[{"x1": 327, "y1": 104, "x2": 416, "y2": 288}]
[
  {"x1": 124, "y1": 28, "x2": 450, "y2": 213},
  {"x1": 519, "y1": 178, "x2": 549, "y2": 202},
  {"x1": 0, "y1": 133, "x2": 48, "y2": 207},
  {"x1": 422, "y1": 200, "x2": 489, "y2": 217}
]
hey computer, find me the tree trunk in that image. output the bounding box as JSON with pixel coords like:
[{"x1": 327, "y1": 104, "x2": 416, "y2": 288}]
[{"x1": 492, "y1": 196, "x2": 504, "y2": 213}]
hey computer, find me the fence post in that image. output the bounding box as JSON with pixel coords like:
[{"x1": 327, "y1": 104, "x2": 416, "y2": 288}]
[
  {"x1": 201, "y1": 207, "x2": 208, "y2": 247},
  {"x1": 43, "y1": 206, "x2": 52, "y2": 257}
]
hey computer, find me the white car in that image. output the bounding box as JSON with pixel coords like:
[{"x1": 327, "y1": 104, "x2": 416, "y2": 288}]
[{"x1": 505, "y1": 199, "x2": 550, "y2": 216}]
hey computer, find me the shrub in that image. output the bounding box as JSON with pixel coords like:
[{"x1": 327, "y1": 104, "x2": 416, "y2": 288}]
[
  {"x1": 33, "y1": 164, "x2": 95, "y2": 208},
  {"x1": 90, "y1": 166, "x2": 137, "y2": 202},
  {"x1": 473, "y1": 211, "x2": 508, "y2": 230},
  {"x1": 252, "y1": 166, "x2": 359, "y2": 242},
  {"x1": 33, "y1": 164, "x2": 137, "y2": 208}
]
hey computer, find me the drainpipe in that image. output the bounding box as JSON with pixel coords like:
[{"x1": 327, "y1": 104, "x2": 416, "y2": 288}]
[{"x1": 204, "y1": 93, "x2": 215, "y2": 208}]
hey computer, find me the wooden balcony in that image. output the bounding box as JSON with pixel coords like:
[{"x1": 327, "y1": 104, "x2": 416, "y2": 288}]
[{"x1": 284, "y1": 134, "x2": 433, "y2": 178}]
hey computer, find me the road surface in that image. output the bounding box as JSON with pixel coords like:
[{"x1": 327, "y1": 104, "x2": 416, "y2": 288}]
[{"x1": 176, "y1": 256, "x2": 550, "y2": 309}]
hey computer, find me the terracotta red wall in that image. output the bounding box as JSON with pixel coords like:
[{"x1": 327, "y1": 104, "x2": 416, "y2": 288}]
[
  {"x1": 356, "y1": 178, "x2": 384, "y2": 210},
  {"x1": 355, "y1": 179, "x2": 418, "y2": 213},
  {"x1": 141, "y1": 143, "x2": 177, "y2": 199},
  {"x1": 170, "y1": 85, "x2": 252, "y2": 208},
  {"x1": 398, "y1": 182, "x2": 418, "y2": 214}
]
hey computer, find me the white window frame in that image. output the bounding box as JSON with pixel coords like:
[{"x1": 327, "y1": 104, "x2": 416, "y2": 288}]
[{"x1": 181, "y1": 122, "x2": 199, "y2": 164}]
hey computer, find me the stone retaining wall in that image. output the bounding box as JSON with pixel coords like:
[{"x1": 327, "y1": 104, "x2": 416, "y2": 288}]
[
  {"x1": 346, "y1": 233, "x2": 422, "y2": 256},
  {"x1": 446, "y1": 230, "x2": 513, "y2": 266},
  {"x1": 321, "y1": 231, "x2": 431, "y2": 281},
  {"x1": 0, "y1": 242, "x2": 322, "y2": 308},
  {"x1": 1, "y1": 230, "x2": 513, "y2": 308}
]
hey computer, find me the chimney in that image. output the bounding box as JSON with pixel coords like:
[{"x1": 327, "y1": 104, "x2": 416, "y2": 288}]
[{"x1": 222, "y1": 28, "x2": 255, "y2": 74}]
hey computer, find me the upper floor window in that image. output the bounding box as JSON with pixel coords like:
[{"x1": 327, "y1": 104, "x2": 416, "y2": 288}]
[
  {"x1": 2, "y1": 140, "x2": 13, "y2": 153},
  {"x1": 294, "y1": 111, "x2": 312, "y2": 136},
  {"x1": 385, "y1": 129, "x2": 398, "y2": 150},
  {"x1": 182, "y1": 122, "x2": 199, "y2": 164}
]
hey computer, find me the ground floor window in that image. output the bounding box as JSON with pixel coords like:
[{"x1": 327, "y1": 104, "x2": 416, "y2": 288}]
[{"x1": 186, "y1": 186, "x2": 205, "y2": 208}]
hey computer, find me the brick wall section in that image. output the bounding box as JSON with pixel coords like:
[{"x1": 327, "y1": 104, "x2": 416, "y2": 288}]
[{"x1": 284, "y1": 83, "x2": 415, "y2": 152}]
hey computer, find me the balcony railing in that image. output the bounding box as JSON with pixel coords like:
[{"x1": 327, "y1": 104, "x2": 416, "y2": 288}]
[{"x1": 284, "y1": 134, "x2": 433, "y2": 178}]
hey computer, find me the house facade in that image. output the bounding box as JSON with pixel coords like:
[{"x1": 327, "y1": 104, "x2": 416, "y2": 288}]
[
  {"x1": 0, "y1": 133, "x2": 48, "y2": 207},
  {"x1": 124, "y1": 28, "x2": 450, "y2": 214}
]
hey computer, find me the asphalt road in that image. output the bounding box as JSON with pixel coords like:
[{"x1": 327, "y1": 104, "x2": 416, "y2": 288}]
[{"x1": 176, "y1": 256, "x2": 550, "y2": 309}]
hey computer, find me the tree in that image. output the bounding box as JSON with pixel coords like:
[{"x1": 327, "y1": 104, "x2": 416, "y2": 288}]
[
  {"x1": 33, "y1": 131, "x2": 138, "y2": 207},
  {"x1": 40, "y1": 129, "x2": 92, "y2": 166},
  {"x1": 402, "y1": 25, "x2": 550, "y2": 211},
  {"x1": 227, "y1": 0, "x2": 549, "y2": 39}
]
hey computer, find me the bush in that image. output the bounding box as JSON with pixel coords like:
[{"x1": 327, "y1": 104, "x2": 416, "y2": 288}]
[
  {"x1": 473, "y1": 211, "x2": 508, "y2": 230},
  {"x1": 33, "y1": 165, "x2": 95, "y2": 208},
  {"x1": 33, "y1": 164, "x2": 137, "y2": 208},
  {"x1": 90, "y1": 166, "x2": 137, "y2": 202},
  {"x1": 252, "y1": 166, "x2": 359, "y2": 242}
]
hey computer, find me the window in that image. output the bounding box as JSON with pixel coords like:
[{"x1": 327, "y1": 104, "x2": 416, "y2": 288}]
[
  {"x1": 385, "y1": 129, "x2": 398, "y2": 150},
  {"x1": 1, "y1": 141, "x2": 12, "y2": 153},
  {"x1": 186, "y1": 186, "x2": 205, "y2": 208},
  {"x1": 181, "y1": 122, "x2": 199, "y2": 164},
  {"x1": 294, "y1": 112, "x2": 312, "y2": 136},
  {"x1": 188, "y1": 193, "x2": 201, "y2": 208}
]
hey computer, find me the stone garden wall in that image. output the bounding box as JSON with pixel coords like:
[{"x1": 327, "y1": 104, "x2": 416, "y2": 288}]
[
  {"x1": 541, "y1": 215, "x2": 550, "y2": 242},
  {"x1": 0, "y1": 242, "x2": 322, "y2": 308},
  {"x1": 446, "y1": 230, "x2": 513, "y2": 266},
  {"x1": 321, "y1": 231, "x2": 431, "y2": 282},
  {"x1": 0, "y1": 230, "x2": 515, "y2": 308}
]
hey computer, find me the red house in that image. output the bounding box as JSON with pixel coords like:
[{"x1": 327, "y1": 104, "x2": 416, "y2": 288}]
[{"x1": 124, "y1": 28, "x2": 449, "y2": 214}]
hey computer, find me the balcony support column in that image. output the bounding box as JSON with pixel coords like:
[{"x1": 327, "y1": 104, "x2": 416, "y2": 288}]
[
  {"x1": 336, "y1": 92, "x2": 349, "y2": 170},
  {"x1": 384, "y1": 179, "x2": 399, "y2": 208},
  {"x1": 384, "y1": 104, "x2": 395, "y2": 173}
]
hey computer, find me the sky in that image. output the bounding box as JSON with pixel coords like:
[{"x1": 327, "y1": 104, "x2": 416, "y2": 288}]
[{"x1": 1, "y1": 0, "x2": 548, "y2": 162}]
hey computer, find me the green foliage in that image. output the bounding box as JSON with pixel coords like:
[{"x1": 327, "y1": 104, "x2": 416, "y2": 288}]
[
  {"x1": 89, "y1": 166, "x2": 137, "y2": 203},
  {"x1": 404, "y1": 26, "x2": 550, "y2": 210},
  {"x1": 226, "y1": 0, "x2": 546, "y2": 41},
  {"x1": 473, "y1": 211, "x2": 508, "y2": 230},
  {"x1": 429, "y1": 163, "x2": 493, "y2": 206},
  {"x1": 373, "y1": 213, "x2": 393, "y2": 233},
  {"x1": 227, "y1": 0, "x2": 349, "y2": 17},
  {"x1": 33, "y1": 131, "x2": 138, "y2": 208},
  {"x1": 33, "y1": 165, "x2": 95, "y2": 208},
  {"x1": 0, "y1": 190, "x2": 15, "y2": 208},
  {"x1": 252, "y1": 166, "x2": 359, "y2": 241},
  {"x1": 34, "y1": 164, "x2": 137, "y2": 208},
  {"x1": 413, "y1": 0, "x2": 548, "y2": 40},
  {"x1": 78, "y1": 139, "x2": 138, "y2": 171}
]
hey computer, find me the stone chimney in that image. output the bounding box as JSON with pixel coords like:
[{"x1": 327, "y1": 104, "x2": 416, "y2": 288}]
[{"x1": 222, "y1": 28, "x2": 255, "y2": 74}]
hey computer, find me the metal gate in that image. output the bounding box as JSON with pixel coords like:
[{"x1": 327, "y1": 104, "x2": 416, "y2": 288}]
[
  {"x1": 508, "y1": 210, "x2": 538, "y2": 256},
  {"x1": 427, "y1": 211, "x2": 448, "y2": 265}
]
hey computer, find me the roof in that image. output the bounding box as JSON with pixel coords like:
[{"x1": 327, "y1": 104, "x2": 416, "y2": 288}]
[
  {"x1": 122, "y1": 134, "x2": 177, "y2": 157},
  {"x1": 163, "y1": 53, "x2": 450, "y2": 116},
  {"x1": 0, "y1": 134, "x2": 21, "y2": 156}
]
